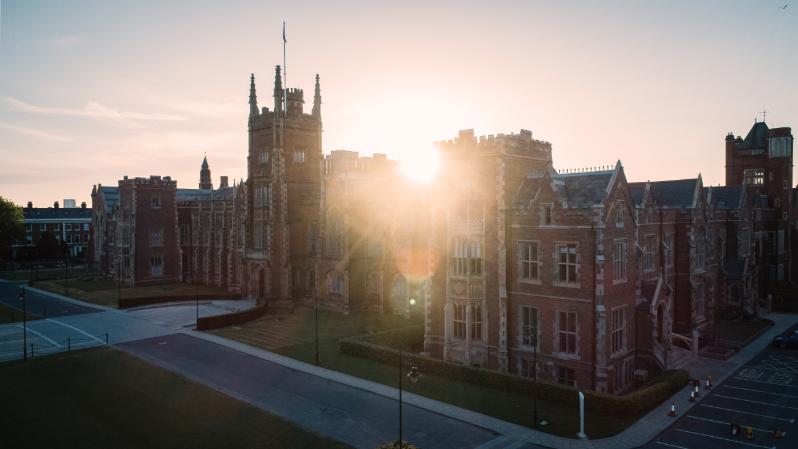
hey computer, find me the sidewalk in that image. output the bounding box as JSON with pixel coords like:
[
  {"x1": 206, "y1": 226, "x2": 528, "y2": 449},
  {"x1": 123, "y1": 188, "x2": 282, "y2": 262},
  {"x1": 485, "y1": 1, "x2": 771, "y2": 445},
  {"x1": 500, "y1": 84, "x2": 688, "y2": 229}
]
[{"x1": 185, "y1": 312, "x2": 798, "y2": 449}]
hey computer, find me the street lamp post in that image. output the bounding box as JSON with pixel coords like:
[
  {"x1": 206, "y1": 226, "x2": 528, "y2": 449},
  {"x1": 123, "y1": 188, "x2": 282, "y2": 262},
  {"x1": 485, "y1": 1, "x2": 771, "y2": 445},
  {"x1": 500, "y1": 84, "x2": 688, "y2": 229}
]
[
  {"x1": 19, "y1": 287, "x2": 27, "y2": 361},
  {"x1": 195, "y1": 275, "x2": 199, "y2": 328},
  {"x1": 533, "y1": 336, "x2": 538, "y2": 427},
  {"x1": 397, "y1": 298, "x2": 420, "y2": 448},
  {"x1": 314, "y1": 294, "x2": 319, "y2": 365}
]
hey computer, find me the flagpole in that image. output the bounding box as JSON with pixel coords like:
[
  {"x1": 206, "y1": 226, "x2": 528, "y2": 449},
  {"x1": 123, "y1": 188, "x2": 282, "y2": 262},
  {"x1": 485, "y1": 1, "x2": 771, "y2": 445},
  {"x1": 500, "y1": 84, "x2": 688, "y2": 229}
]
[{"x1": 283, "y1": 21, "x2": 287, "y2": 117}]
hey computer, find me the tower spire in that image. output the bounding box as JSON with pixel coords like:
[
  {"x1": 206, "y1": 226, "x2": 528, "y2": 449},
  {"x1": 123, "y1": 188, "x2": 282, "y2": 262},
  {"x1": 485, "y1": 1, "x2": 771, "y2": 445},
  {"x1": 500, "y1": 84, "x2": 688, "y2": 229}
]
[
  {"x1": 249, "y1": 73, "x2": 259, "y2": 117},
  {"x1": 273, "y1": 65, "x2": 283, "y2": 114},
  {"x1": 200, "y1": 154, "x2": 212, "y2": 190},
  {"x1": 312, "y1": 74, "x2": 322, "y2": 121}
]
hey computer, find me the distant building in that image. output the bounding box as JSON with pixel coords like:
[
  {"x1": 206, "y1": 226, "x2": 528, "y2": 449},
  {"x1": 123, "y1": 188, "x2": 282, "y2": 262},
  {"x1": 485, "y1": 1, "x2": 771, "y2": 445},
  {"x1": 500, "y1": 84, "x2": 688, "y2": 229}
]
[
  {"x1": 19, "y1": 200, "x2": 91, "y2": 259},
  {"x1": 724, "y1": 121, "x2": 794, "y2": 299}
]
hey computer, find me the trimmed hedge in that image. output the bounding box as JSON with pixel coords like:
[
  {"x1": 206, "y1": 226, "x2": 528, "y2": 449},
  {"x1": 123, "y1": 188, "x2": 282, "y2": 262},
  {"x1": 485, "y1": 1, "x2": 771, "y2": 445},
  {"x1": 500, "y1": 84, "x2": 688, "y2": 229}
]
[
  {"x1": 340, "y1": 334, "x2": 688, "y2": 416},
  {"x1": 197, "y1": 302, "x2": 268, "y2": 330},
  {"x1": 118, "y1": 293, "x2": 241, "y2": 309}
]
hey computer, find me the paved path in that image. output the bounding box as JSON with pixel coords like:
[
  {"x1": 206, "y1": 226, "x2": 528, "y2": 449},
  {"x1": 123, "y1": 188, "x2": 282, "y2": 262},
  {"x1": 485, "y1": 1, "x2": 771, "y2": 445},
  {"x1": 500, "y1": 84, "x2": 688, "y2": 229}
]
[
  {"x1": 121, "y1": 333, "x2": 501, "y2": 449},
  {"x1": 3, "y1": 279, "x2": 797, "y2": 449}
]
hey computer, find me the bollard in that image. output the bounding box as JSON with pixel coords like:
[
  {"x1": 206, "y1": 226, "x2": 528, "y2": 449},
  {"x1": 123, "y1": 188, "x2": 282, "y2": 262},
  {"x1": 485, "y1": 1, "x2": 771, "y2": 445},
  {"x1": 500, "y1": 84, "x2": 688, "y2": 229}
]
[
  {"x1": 105, "y1": 332, "x2": 109, "y2": 344},
  {"x1": 30, "y1": 343, "x2": 34, "y2": 358},
  {"x1": 68, "y1": 337, "x2": 71, "y2": 352}
]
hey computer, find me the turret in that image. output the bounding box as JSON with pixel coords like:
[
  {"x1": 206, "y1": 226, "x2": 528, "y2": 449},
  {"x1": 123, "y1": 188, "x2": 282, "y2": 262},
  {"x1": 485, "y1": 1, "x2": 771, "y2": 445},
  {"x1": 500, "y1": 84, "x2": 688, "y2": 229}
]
[
  {"x1": 312, "y1": 74, "x2": 321, "y2": 121},
  {"x1": 273, "y1": 65, "x2": 283, "y2": 114},
  {"x1": 286, "y1": 88, "x2": 304, "y2": 115},
  {"x1": 249, "y1": 73, "x2": 259, "y2": 118},
  {"x1": 200, "y1": 156, "x2": 212, "y2": 190}
]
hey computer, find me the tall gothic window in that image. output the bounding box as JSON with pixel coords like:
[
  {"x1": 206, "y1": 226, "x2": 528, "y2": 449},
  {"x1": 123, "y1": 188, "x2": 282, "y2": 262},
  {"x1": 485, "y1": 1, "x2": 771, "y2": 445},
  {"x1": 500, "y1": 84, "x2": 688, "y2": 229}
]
[
  {"x1": 643, "y1": 234, "x2": 656, "y2": 271},
  {"x1": 453, "y1": 303, "x2": 466, "y2": 339},
  {"x1": 520, "y1": 305, "x2": 538, "y2": 347},
  {"x1": 613, "y1": 239, "x2": 627, "y2": 282},
  {"x1": 611, "y1": 307, "x2": 626, "y2": 353},
  {"x1": 450, "y1": 237, "x2": 482, "y2": 276}
]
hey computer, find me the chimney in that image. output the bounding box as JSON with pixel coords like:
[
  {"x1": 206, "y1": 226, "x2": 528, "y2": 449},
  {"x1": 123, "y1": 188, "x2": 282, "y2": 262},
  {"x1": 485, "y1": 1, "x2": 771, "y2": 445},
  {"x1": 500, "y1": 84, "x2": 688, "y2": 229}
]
[
  {"x1": 81, "y1": 202, "x2": 87, "y2": 209},
  {"x1": 53, "y1": 201, "x2": 59, "y2": 209},
  {"x1": 27, "y1": 201, "x2": 32, "y2": 209},
  {"x1": 220, "y1": 176, "x2": 229, "y2": 188}
]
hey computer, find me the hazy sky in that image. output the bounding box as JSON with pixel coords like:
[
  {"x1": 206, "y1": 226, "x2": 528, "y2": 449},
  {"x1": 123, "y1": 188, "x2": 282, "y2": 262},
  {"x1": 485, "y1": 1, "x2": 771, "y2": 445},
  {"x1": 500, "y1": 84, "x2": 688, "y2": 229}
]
[{"x1": 1, "y1": 0, "x2": 796, "y2": 207}]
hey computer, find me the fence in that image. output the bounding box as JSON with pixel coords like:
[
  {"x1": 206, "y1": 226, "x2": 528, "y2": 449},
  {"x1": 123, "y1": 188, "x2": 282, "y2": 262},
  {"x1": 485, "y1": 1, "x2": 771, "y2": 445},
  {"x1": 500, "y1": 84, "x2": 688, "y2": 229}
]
[{"x1": 8, "y1": 332, "x2": 110, "y2": 362}]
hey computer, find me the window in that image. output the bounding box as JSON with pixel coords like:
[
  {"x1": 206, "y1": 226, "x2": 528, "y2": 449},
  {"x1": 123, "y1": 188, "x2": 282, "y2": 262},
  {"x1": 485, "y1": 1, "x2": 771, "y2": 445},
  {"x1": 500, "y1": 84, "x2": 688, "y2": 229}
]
[
  {"x1": 613, "y1": 239, "x2": 627, "y2": 282},
  {"x1": 454, "y1": 303, "x2": 466, "y2": 339},
  {"x1": 471, "y1": 304, "x2": 482, "y2": 340},
  {"x1": 329, "y1": 271, "x2": 344, "y2": 295},
  {"x1": 293, "y1": 150, "x2": 306, "y2": 164},
  {"x1": 451, "y1": 237, "x2": 482, "y2": 276},
  {"x1": 520, "y1": 359, "x2": 536, "y2": 378},
  {"x1": 309, "y1": 222, "x2": 320, "y2": 255},
  {"x1": 611, "y1": 307, "x2": 626, "y2": 353},
  {"x1": 557, "y1": 311, "x2": 577, "y2": 354},
  {"x1": 254, "y1": 184, "x2": 272, "y2": 209},
  {"x1": 83, "y1": 223, "x2": 89, "y2": 231},
  {"x1": 664, "y1": 234, "x2": 674, "y2": 267},
  {"x1": 40, "y1": 224, "x2": 46, "y2": 232},
  {"x1": 83, "y1": 234, "x2": 88, "y2": 242},
  {"x1": 151, "y1": 196, "x2": 161, "y2": 209},
  {"x1": 260, "y1": 151, "x2": 269, "y2": 163},
  {"x1": 778, "y1": 230, "x2": 785, "y2": 255},
  {"x1": 180, "y1": 224, "x2": 189, "y2": 245},
  {"x1": 615, "y1": 200, "x2": 624, "y2": 226},
  {"x1": 65, "y1": 223, "x2": 71, "y2": 231},
  {"x1": 744, "y1": 169, "x2": 765, "y2": 185},
  {"x1": 307, "y1": 270, "x2": 315, "y2": 289},
  {"x1": 150, "y1": 256, "x2": 163, "y2": 278},
  {"x1": 520, "y1": 305, "x2": 538, "y2": 347},
  {"x1": 150, "y1": 229, "x2": 163, "y2": 247},
  {"x1": 694, "y1": 284, "x2": 705, "y2": 321},
  {"x1": 542, "y1": 204, "x2": 553, "y2": 225},
  {"x1": 784, "y1": 180, "x2": 789, "y2": 190},
  {"x1": 519, "y1": 241, "x2": 539, "y2": 281},
  {"x1": 695, "y1": 232, "x2": 705, "y2": 270},
  {"x1": 557, "y1": 366, "x2": 576, "y2": 387},
  {"x1": 54, "y1": 224, "x2": 60, "y2": 231},
  {"x1": 643, "y1": 235, "x2": 656, "y2": 271},
  {"x1": 65, "y1": 234, "x2": 72, "y2": 243},
  {"x1": 557, "y1": 244, "x2": 578, "y2": 283},
  {"x1": 254, "y1": 223, "x2": 264, "y2": 249}
]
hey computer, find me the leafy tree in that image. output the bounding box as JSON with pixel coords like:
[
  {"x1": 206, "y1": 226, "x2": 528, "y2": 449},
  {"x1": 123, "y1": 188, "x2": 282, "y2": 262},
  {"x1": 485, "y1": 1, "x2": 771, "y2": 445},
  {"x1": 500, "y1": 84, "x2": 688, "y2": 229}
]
[
  {"x1": 36, "y1": 231, "x2": 67, "y2": 261},
  {"x1": 0, "y1": 196, "x2": 24, "y2": 264}
]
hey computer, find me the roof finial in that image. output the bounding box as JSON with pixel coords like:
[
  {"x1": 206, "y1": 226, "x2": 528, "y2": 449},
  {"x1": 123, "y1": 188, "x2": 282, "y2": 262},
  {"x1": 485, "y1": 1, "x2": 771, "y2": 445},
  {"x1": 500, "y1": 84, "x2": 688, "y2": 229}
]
[{"x1": 761, "y1": 106, "x2": 768, "y2": 124}]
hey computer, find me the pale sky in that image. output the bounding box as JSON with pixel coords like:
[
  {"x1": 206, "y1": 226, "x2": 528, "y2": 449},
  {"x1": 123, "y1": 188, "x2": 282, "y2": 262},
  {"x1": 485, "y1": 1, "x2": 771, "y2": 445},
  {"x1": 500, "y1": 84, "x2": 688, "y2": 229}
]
[{"x1": 0, "y1": 0, "x2": 796, "y2": 207}]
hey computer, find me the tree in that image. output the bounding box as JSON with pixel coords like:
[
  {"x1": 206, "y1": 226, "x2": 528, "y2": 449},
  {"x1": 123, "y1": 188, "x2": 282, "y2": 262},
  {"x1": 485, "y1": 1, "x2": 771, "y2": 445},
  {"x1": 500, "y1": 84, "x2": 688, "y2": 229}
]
[
  {"x1": 0, "y1": 196, "x2": 24, "y2": 265},
  {"x1": 36, "y1": 231, "x2": 67, "y2": 262}
]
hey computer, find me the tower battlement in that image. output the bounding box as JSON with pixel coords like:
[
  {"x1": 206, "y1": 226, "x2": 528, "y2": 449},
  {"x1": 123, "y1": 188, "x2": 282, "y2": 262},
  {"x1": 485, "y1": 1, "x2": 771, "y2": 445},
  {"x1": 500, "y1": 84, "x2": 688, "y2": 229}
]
[{"x1": 435, "y1": 128, "x2": 552, "y2": 161}]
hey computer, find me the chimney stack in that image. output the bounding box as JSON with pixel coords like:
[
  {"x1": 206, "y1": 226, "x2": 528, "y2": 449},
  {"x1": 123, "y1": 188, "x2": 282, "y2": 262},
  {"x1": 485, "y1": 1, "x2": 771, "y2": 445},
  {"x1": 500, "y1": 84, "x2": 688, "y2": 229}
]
[
  {"x1": 81, "y1": 202, "x2": 87, "y2": 209},
  {"x1": 220, "y1": 176, "x2": 229, "y2": 188},
  {"x1": 53, "y1": 201, "x2": 59, "y2": 209},
  {"x1": 27, "y1": 201, "x2": 32, "y2": 209}
]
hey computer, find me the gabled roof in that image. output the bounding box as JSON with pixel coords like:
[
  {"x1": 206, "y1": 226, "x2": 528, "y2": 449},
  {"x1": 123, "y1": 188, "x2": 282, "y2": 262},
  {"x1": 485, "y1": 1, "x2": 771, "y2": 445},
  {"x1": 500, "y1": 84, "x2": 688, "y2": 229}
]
[
  {"x1": 706, "y1": 185, "x2": 743, "y2": 209},
  {"x1": 561, "y1": 172, "x2": 614, "y2": 208},
  {"x1": 737, "y1": 122, "x2": 769, "y2": 150},
  {"x1": 23, "y1": 208, "x2": 91, "y2": 220},
  {"x1": 628, "y1": 182, "x2": 647, "y2": 207}
]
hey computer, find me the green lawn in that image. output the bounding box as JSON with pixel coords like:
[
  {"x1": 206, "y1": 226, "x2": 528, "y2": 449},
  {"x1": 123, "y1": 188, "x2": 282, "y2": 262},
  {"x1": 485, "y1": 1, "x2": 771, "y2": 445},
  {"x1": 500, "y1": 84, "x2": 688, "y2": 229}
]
[
  {"x1": 32, "y1": 278, "x2": 233, "y2": 308},
  {"x1": 0, "y1": 302, "x2": 38, "y2": 324},
  {"x1": 0, "y1": 347, "x2": 353, "y2": 449},
  {"x1": 213, "y1": 308, "x2": 636, "y2": 438}
]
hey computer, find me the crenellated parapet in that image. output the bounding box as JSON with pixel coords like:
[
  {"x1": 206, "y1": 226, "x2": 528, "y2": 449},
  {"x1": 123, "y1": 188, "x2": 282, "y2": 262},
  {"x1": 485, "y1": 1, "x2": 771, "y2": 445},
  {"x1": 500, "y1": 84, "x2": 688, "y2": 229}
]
[{"x1": 436, "y1": 128, "x2": 552, "y2": 161}]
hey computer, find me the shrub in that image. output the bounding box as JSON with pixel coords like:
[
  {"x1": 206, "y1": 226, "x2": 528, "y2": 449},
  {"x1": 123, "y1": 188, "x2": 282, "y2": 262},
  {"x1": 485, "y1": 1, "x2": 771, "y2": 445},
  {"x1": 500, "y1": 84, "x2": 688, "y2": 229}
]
[{"x1": 340, "y1": 333, "x2": 688, "y2": 416}]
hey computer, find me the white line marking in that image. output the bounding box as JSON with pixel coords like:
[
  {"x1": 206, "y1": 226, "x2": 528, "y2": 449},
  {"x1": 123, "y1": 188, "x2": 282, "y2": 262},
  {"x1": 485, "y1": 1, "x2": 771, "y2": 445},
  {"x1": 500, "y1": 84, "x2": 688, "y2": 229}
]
[
  {"x1": 15, "y1": 324, "x2": 60, "y2": 347},
  {"x1": 733, "y1": 376, "x2": 798, "y2": 388},
  {"x1": 655, "y1": 442, "x2": 689, "y2": 449},
  {"x1": 713, "y1": 393, "x2": 798, "y2": 410},
  {"x1": 686, "y1": 415, "x2": 784, "y2": 434},
  {"x1": 674, "y1": 429, "x2": 772, "y2": 448},
  {"x1": 723, "y1": 384, "x2": 798, "y2": 400},
  {"x1": 698, "y1": 404, "x2": 795, "y2": 423},
  {"x1": 46, "y1": 318, "x2": 105, "y2": 344}
]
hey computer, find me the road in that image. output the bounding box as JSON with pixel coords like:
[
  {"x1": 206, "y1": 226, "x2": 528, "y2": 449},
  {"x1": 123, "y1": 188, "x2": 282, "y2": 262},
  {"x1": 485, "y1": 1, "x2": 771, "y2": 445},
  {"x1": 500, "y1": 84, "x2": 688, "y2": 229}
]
[
  {"x1": 640, "y1": 329, "x2": 798, "y2": 449},
  {"x1": 0, "y1": 280, "x2": 100, "y2": 318}
]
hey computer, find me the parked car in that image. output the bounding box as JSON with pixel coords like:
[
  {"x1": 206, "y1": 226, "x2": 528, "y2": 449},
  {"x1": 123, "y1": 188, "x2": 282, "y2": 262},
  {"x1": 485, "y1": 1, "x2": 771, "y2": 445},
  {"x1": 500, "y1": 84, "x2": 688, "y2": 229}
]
[{"x1": 772, "y1": 330, "x2": 798, "y2": 349}]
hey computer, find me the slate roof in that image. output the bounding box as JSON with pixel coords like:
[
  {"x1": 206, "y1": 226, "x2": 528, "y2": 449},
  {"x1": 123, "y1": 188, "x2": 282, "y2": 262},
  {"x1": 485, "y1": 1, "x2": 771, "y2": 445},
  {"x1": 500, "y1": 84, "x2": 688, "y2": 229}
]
[
  {"x1": 176, "y1": 186, "x2": 237, "y2": 202},
  {"x1": 23, "y1": 207, "x2": 90, "y2": 220},
  {"x1": 706, "y1": 185, "x2": 742, "y2": 209},
  {"x1": 648, "y1": 179, "x2": 697, "y2": 209},
  {"x1": 561, "y1": 172, "x2": 614, "y2": 208},
  {"x1": 628, "y1": 182, "x2": 646, "y2": 207},
  {"x1": 737, "y1": 122, "x2": 769, "y2": 150}
]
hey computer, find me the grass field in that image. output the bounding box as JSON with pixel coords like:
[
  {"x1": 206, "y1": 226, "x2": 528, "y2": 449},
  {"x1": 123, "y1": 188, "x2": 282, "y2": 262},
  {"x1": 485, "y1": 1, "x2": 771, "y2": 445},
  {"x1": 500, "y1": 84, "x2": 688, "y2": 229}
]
[
  {"x1": 212, "y1": 308, "x2": 635, "y2": 438},
  {"x1": 0, "y1": 347, "x2": 353, "y2": 449},
  {"x1": 31, "y1": 278, "x2": 232, "y2": 308}
]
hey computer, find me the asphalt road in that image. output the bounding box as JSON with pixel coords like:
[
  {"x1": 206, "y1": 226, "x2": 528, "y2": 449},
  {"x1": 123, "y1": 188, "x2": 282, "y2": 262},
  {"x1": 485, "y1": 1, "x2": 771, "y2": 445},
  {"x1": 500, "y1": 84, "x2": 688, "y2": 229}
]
[
  {"x1": 640, "y1": 331, "x2": 798, "y2": 449},
  {"x1": 121, "y1": 333, "x2": 507, "y2": 449},
  {"x1": 0, "y1": 280, "x2": 100, "y2": 318}
]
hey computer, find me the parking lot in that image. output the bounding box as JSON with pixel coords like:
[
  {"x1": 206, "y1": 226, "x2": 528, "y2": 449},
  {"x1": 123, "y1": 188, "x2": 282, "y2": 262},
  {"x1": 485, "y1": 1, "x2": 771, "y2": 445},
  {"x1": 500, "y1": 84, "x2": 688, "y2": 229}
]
[{"x1": 643, "y1": 335, "x2": 798, "y2": 449}]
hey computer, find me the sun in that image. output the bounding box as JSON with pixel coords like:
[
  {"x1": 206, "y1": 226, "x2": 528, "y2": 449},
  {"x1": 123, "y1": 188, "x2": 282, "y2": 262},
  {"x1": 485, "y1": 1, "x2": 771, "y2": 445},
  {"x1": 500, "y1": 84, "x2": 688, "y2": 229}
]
[{"x1": 399, "y1": 148, "x2": 440, "y2": 183}]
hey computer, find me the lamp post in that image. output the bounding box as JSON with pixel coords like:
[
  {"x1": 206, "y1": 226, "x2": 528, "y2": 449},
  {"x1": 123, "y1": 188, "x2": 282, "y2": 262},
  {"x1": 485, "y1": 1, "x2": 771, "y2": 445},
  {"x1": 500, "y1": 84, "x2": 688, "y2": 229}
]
[
  {"x1": 533, "y1": 335, "x2": 538, "y2": 427},
  {"x1": 314, "y1": 294, "x2": 320, "y2": 365},
  {"x1": 19, "y1": 287, "x2": 27, "y2": 361},
  {"x1": 397, "y1": 298, "x2": 420, "y2": 448},
  {"x1": 195, "y1": 274, "x2": 199, "y2": 328}
]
